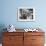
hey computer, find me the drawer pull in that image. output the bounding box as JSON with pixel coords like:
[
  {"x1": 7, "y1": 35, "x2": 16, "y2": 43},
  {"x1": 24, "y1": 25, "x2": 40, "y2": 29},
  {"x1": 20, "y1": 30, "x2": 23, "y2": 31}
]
[
  {"x1": 9, "y1": 38, "x2": 13, "y2": 40},
  {"x1": 32, "y1": 39, "x2": 36, "y2": 40},
  {"x1": 9, "y1": 38, "x2": 12, "y2": 40}
]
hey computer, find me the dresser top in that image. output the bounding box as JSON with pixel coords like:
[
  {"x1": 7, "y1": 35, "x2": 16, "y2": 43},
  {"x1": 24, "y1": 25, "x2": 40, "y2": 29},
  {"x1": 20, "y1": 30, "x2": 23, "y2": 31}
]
[
  {"x1": 16, "y1": 29, "x2": 44, "y2": 32},
  {"x1": 4, "y1": 29, "x2": 45, "y2": 33}
]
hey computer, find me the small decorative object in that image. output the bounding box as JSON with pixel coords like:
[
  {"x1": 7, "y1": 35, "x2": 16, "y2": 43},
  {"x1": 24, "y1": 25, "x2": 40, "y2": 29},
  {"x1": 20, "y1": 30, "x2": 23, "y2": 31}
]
[
  {"x1": 18, "y1": 7, "x2": 35, "y2": 21},
  {"x1": 24, "y1": 28, "x2": 38, "y2": 32},
  {"x1": 24, "y1": 29, "x2": 29, "y2": 32},
  {"x1": 7, "y1": 24, "x2": 16, "y2": 32}
]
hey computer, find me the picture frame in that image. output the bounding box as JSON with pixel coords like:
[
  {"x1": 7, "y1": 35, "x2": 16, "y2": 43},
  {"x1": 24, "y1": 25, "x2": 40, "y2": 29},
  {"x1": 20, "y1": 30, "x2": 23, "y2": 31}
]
[{"x1": 17, "y1": 7, "x2": 35, "y2": 21}]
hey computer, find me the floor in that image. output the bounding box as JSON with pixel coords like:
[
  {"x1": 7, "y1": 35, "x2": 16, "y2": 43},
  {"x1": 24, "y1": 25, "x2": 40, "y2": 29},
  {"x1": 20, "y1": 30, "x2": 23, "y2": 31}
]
[{"x1": 0, "y1": 44, "x2": 2, "y2": 46}]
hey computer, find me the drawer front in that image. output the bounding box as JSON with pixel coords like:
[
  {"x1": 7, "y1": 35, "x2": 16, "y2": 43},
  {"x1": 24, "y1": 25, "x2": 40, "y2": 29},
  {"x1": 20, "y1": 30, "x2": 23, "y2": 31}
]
[
  {"x1": 24, "y1": 32, "x2": 44, "y2": 36},
  {"x1": 32, "y1": 36, "x2": 45, "y2": 44},
  {"x1": 32, "y1": 44, "x2": 44, "y2": 46},
  {"x1": 3, "y1": 36, "x2": 23, "y2": 44},
  {"x1": 3, "y1": 32, "x2": 23, "y2": 36},
  {"x1": 24, "y1": 36, "x2": 32, "y2": 46},
  {"x1": 3, "y1": 43, "x2": 23, "y2": 46}
]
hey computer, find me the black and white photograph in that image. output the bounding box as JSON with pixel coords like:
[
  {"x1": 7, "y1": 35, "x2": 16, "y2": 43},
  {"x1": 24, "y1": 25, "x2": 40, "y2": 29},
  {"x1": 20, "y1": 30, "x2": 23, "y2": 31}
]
[{"x1": 18, "y1": 7, "x2": 35, "y2": 21}]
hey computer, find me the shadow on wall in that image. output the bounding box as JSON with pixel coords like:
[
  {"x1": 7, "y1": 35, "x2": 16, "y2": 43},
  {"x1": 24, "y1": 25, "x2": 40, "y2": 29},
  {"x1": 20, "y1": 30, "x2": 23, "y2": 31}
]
[{"x1": 0, "y1": 24, "x2": 7, "y2": 43}]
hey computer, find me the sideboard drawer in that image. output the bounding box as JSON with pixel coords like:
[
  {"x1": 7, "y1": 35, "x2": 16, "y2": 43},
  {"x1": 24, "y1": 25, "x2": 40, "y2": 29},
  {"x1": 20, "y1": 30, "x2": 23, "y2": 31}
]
[
  {"x1": 24, "y1": 32, "x2": 44, "y2": 36},
  {"x1": 32, "y1": 36, "x2": 45, "y2": 44},
  {"x1": 3, "y1": 32, "x2": 23, "y2": 36}
]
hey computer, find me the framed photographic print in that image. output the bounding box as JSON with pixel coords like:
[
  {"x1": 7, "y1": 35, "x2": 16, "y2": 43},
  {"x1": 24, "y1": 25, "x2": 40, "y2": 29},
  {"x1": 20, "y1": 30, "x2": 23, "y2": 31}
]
[{"x1": 18, "y1": 7, "x2": 35, "y2": 21}]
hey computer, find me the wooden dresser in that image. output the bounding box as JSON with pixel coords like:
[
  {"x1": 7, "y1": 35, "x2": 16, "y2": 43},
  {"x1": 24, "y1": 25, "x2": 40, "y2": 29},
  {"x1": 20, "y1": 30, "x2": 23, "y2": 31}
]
[{"x1": 2, "y1": 31, "x2": 45, "y2": 46}]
